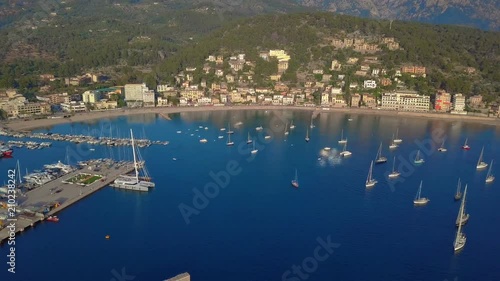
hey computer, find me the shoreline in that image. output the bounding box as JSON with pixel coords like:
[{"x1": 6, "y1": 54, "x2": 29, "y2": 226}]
[{"x1": 3, "y1": 106, "x2": 500, "y2": 131}]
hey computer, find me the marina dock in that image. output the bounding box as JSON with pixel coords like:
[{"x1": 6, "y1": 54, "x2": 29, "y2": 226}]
[{"x1": 0, "y1": 161, "x2": 135, "y2": 244}]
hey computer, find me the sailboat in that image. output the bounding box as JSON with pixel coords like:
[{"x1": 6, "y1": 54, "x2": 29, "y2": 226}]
[
  {"x1": 486, "y1": 160, "x2": 495, "y2": 183},
  {"x1": 454, "y1": 189, "x2": 467, "y2": 252},
  {"x1": 438, "y1": 139, "x2": 447, "y2": 152},
  {"x1": 338, "y1": 129, "x2": 347, "y2": 144},
  {"x1": 393, "y1": 128, "x2": 402, "y2": 144},
  {"x1": 462, "y1": 138, "x2": 470, "y2": 150},
  {"x1": 227, "y1": 123, "x2": 234, "y2": 135},
  {"x1": 388, "y1": 156, "x2": 400, "y2": 178},
  {"x1": 414, "y1": 150, "x2": 424, "y2": 164},
  {"x1": 246, "y1": 132, "x2": 253, "y2": 144},
  {"x1": 413, "y1": 181, "x2": 429, "y2": 205},
  {"x1": 226, "y1": 133, "x2": 234, "y2": 146},
  {"x1": 284, "y1": 122, "x2": 289, "y2": 136},
  {"x1": 305, "y1": 128, "x2": 310, "y2": 142},
  {"x1": 112, "y1": 129, "x2": 155, "y2": 192},
  {"x1": 290, "y1": 120, "x2": 296, "y2": 129},
  {"x1": 476, "y1": 146, "x2": 488, "y2": 170},
  {"x1": 291, "y1": 169, "x2": 299, "y2": 188},
  {"x1": 389, "y1": 134, "x2": 398, "y2": 149},
  {"x1": 375, "y1": 142, "x2": 387, "y2": 164},
  {"x1": 251, "y1": 141, "x2": 258, "y2": 154},
  {"x1": 339, "y1": 142, "x2": 352, "y2": 157},
  {"x1": 365, "y1": 161, "x2": 377, "y2": 188},
  {"x1": 456, "y1": 184, "x2": 469, "y2": 226},
  {"x1": 256, "y1": 125, "x2": 263, "y2": 131},
  {"x1": 454, "y1": 178, "x2": 462, "y2": 201},
  {"x1": 310, "y1": 117, "x2": 315, "y2": 129}
]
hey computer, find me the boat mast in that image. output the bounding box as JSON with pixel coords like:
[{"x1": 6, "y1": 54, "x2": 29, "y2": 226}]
[
  {"x1": 295, "y1": 169, "x2": 298, "y2": 182},
  {"x1": 477, "y1": 147, "x2": 484, "y2": 166},
  {"x1": 130, "y1": 129, "x2": 139, "y2": 183},
  {"x1": 16, "y1": 160, "x2": 22, "y2": 185},
  {"x1": 392, "y1": 156, "x2": 396, "y2": 173},
  {"x1": 456, "y1": 178, "x2": 461, "y2": 195},
  {"x1": 416, "y1": 181, "x2": 422, "y2": 200},
  {"x1": 455, "y1": 185, "x2": 466, "y2": 246},
  {"x1": 367, "y1": 161, "x2": 373, "y2": 183},
  {"x1": 487, "y1": 160, "x2": 493, "y2": 177},
  {"x1": 377, "y1": 142, "x2": 382, "y2": 158}
]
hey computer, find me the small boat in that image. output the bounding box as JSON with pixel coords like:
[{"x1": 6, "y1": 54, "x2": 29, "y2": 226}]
[
  {"x1": 290, "y1": 120, "x2": 296, "y2": 129},
  {"x1": 486, "y1": 160, "x2": 495, "y2": 183},
  {"x1": 251, "y1": 141, "x2": 258, "y2": 154},
  {"x1": 310, "y1": 118, "x2": 314, "y2": 129},
  {"x1": 89, "y1": 148, "x2": 95, "y2": 151},
  {"x1": 389, "y1": 134, "x2": 398, "y2": 150},
  {"x1": 47, "y1": 216, "x2": 59, "y2": 222},
  {"x1": 348, "y1": 118, "x2": 353, "y2": 121},
  {"x1": 220, "y1": 128, "x2": 226, "y2": 131},
  {"x1": 227, "y1": 123, "x2": 234, "y2": 135},
  {"x1": 388, "y1": 156, "x2": 401, "y2": 179},
  {"x1": 218, "y1": 136, "x2": 224, "y2": 139},
  {"x1": 235, "y1": 122, "x2": 243, "y2": 126},
  {"x1": 476, "y1": 146, "x2": 488, "y2": 170},
  {"x1": 284, "y1": 122, "x2": 289, "y2": 136},
  {"x1": 305, "y1": 128, "x2": 310, "y2": 142},
  {"x1": 393, "y1": 128, "x2": 402, "y2": 144},
  {"x1": 264, "y1": 135, "x2": 271, "y2": 140},
  {"x1": 291, "y1": 169, "x2": 299, "y2": 188},
  {"x1": 462, "y1": 138, "x2": 470, "y2": 150},
  {"x1": 226, "y1": 133, "x2": 234, "y2": 146},
  {"x1": 176, "y1": 131, "x2": 182, "y2": 134},
  {"x1": 454, "y1": 188, "x2": 467, "y2": 252},
  {"x1": 438, "y1": 139, "x2": 447, "y2": 152},
  {"x1": 339, "y1": 142, "x2": 352, "y2": 157},
  {"x1": 256, "y1": 126, "x2": 263, "y2": 131},
  {"x1": 454, "y1": 178, "x2": 462, "y2": 201},
  {"x1": 365, "y1": 161, "x2": 377, "y2": 188},
  {"x1": 105, "y1": 235, "x2": 110, "y2": 240},
  {"x1": 413, "y1": 181, "x2": 429, "y2": 206},
  {"x1": 414, "y1": 150, "x2": 424, "y2": 164},
  {"x1": 246, "y1": 132, "x2": 253, "y2": 144},
  {"x1": 338, "y1": 129, "x2": 347, "y2": 145},
  {"x1": 324, "y1": 147, "x2": 331, "y2": 151},
  {"x1": 375, "y1": 142, "x2": 387, "y2": 164},
  {"x1": 199, "y1": 139, "x2": 208, "y2": 143},
  {"x1": 456, "y1": 184, "x2": 469, "y2": 226},
  {"x1": 205, "y1": 127, "x2": 209, "y2": 130}
]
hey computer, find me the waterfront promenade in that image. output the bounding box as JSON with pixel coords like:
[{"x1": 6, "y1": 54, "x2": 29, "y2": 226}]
[{"x1": 0, "y1": 161, "x2": 134, "y2": 243}]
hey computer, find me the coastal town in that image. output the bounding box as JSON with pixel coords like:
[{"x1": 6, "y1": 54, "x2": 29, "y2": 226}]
[{"x1": 0, "y1": 39, "x2": 496, "y2": 122}]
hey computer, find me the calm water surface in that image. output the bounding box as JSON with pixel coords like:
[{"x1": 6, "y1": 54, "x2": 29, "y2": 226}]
[{"x1": 1, "y1": 110, "x2": 500, "y2": 281}]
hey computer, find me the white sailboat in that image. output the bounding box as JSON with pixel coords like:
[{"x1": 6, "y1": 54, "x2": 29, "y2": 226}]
[
  {"x1": 388, "y1": 156, "x2": 401, "y2": 179},
  {"x1": 414, "y1": 150, "x2": 424, "y2": 164},
  {"x1": 284, "y1": 122, "x2": 289, "y2": 136},
  {"x1": 290, "y1": 120, "x2": 296, "y2": 130},
  {"x1": 310, "y1": 117, "x2": 315, "y2": 129},
  {"x1": 454, "y1": 189, "x2": 467, "y2": 252},
  {"x1": 305, "y1": 128, "x2": 310, "y2": 142},
  {"x1": 486, "y1": 160, "x2": 495, "y2": 183},
  {"x1": 227, "y1": 133, "x2": 234, "y2": 146},
  {"x1": 338, "y1": 129, "x2": 347, "y2": 144},
  {"x1": 291, "y1": 169, "x2": 299, "y2": 188},
  {"x1": 454, "y1": 178, "x2": 462, "y2": 201},
  {"x1": 251, "y1": 141, "x2": 258, "y2": 154},
  {"x1": 393, "y1": 128, "x2": 402, "y2": 144},
  {"x1": 456, "y1": 184, "x2": 469, "y2": 226},
  {"x1": 365, "y1": 161, "x2": 377, "y2": 188},
  {"x1": 389, "y1": 134, "x2": 398, "y2": 149},
  {"x1": 375, "y1": 142, "x2": 387, "y2": 164},
  {"x1": 476, "y1": 146, "x2": 488, "y2": 170},
  {"x1": 112, "y1": 129, "x2": 155, "y2": 192},
  {"x1": 462, "y1": 138, "x2": 470, "y2": 150},
  {"x1": 413, "y1": 181, "x2": 429, "y2": 206},
  {"x1": 227, "y1": 123, "x2": 234, "y2": 135},
  {"x1": 438, "y1": 139, "x2": 447, "y2": 152},
  {"x1": 247, "y1": 132, "x2": 253, "y2": 144},
  {"x1": 339, "y1": 142, "x2": 352, "y2": 157}
]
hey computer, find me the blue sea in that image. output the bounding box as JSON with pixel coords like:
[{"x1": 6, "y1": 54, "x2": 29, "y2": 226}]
[{"x1": 1, "y1": 110, "x2": 500, "y2": 281}]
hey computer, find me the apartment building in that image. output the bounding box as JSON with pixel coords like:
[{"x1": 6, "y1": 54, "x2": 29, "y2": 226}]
[{"x1": 381, "y1": 92, "x2": 430, "y2": 112}]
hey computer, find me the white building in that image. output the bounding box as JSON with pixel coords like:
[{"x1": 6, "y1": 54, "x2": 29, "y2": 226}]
[
  {"x1": 82, "y1": 90, "x2": 101, "y2": 104},
  {"x1": 381, "y1": 92, "x2": 430, "y2": 112},
  {"x1": 363, "y1": 80, "x2": 377, "y2": 89},
  {"x1": 453, "y1": 94, "x2": 466, "y2": 112},
  {"x1": 321, "y1": 93, "x2": 330, "y2": 105},
  {"x1": 282, "y1": 96, "x2": 294, "y2": 105},
  {"x1": 61, "y1": 101, "x2": 86, "y2": 113},
  {"x1": 331, "y1": 88, "x2": 342, "y2": 95}
]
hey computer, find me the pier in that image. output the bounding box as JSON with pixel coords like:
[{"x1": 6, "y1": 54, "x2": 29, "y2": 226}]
[{"x1": 0, "y1": 161, "x2": 135, "y2": 243}]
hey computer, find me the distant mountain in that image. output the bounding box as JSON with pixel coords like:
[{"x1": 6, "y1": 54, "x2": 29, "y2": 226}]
[{"x1": 297, "y1": 0, "x2": 500, "y2": 31}]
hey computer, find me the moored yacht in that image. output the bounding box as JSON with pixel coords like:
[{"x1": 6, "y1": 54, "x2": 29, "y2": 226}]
[
  {"x1": 365, "y1": 161, "x2": 377, "y2": 188},
  {"x1": 388, "y1": 156, "x2": 400, "y2": 179},
  {"x1": 476, "y1": 146, "x2": 488, "y2": 170},
  {"x1": 413, "y1": 181, "x2": 429, "y2": 206},
  {"x1": 485, "y1": 160, "x2": 495, "y2": 183}
]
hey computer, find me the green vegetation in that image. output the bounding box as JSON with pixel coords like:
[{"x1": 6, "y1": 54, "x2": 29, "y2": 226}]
[{"x1": 82, "y1": 175, "x2": 102, "y2": 185}]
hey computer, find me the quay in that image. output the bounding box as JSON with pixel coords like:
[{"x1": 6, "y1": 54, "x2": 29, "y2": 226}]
[{"x1": 0, "y1": 160, "x2": 135, "y2": 244}]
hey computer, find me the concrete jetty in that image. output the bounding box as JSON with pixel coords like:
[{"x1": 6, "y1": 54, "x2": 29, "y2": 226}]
[{"x1": 0, "y1": 161, "x2": 135, "y2": 243}]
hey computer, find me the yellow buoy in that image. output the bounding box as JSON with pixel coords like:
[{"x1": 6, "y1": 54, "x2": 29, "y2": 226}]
[{"x1": 105, "y1": 235, "x2": 110, "y2": 239}]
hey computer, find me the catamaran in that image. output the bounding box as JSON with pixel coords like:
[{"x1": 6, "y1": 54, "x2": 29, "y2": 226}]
[
  {"x1": 290, "y1": 120, "x2": 296, "y2": 130},
  {"x1": 476, "y1": 146, "x2": 488, "y2": 170},
  {"x1": 339, "y1": 142, "x2": 352, "y2": 157},
  {"x1": 456, "y1": 184, "x2": 469, "y2": 226},
  {"x1": 365, "y1": 161, "x2": 377, "y2": 188},
  {"x1": 112, "y1": 129, "x2": 155, "y2": 192},
  {"x1": 251, "y1": 141, "x2": 258, "y2": 154},
  {"x1": 388, "y1": 156, "x2": 400, "y2": 179},
  {"x1": 338, "y1": 129, "x2": 347, "y2": 145},
  {"x1": 375, "y1": 142, "x2": 387, "y2": 164},
  {"x1": 393, "y1": 128, "x2": 402, "y2": 144},
  {"x1": 414, "y1": 150, "x2": 424, "y2": 164},
  {"x1": 454, "y1": 178, "x2": 462, "y2": 201},
  {"x1": 462, "y1": 138, "x2": 470, "y2": 150},
  {"x1": 389, "y1": 134, "x2": 398, "y2": 149},
  {"x1": 246, "y1": 132, "x2": 253, "y2": 144},
  {"x1": 226, "y1": 133, "x2": 234, "y2": 146},
  {"x1": 305, "y1": 128, "x2": 310, "y2": 142},
  {"x1": 454, "y1": 190, "x2": 467, "y2": 252},
  {"x1": 413, "y1": 181, "x2": 429, "y2": 206},
  {"x1": 438, "y1": 139, "x2": 447, "y2": 152},
  {"x1": 291, "y1": 169, "x2": 299, "y2": 188},
  {"x1": 486, "y1": 160, "x2": 495, "y2": 183}
]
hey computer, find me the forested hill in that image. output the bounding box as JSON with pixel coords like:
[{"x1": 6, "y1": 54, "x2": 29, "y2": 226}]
[{"x1": 156, "y1": 13, "x2": 499, "y2": 96}]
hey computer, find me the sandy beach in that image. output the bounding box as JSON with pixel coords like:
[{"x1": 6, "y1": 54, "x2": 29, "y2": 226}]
[{"x1": 3, "y1": 105, "x2": 500, "y2": 132}]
